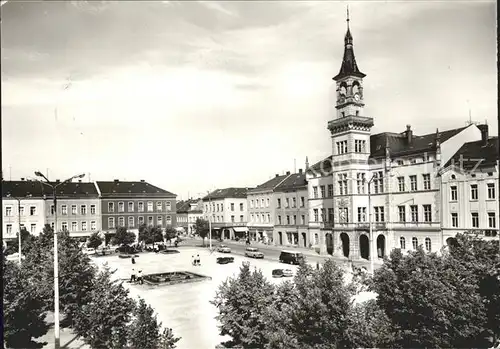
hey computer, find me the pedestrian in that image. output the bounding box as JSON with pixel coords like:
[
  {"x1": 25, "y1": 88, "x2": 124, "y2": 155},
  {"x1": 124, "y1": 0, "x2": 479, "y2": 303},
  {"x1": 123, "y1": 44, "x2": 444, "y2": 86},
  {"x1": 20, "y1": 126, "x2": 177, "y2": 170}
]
[
  {"x1": 131, "y1": 268, "x2": 136, "y2": 283},
  {"x1": 316, "y1": 262, "x2": 320, "y2": 270},
  {"x1": 192, "y1": 255, "x2": 195, "y2": 265},
  {"x1": 137, "y1": 269, "x2": 143, "y2": 285},
  {"x1": 196, "y1": 254, "x2": 200, "y2": 266},
  {"x1": 131, "y1": 256, "x2": 136, "y2": 264}
]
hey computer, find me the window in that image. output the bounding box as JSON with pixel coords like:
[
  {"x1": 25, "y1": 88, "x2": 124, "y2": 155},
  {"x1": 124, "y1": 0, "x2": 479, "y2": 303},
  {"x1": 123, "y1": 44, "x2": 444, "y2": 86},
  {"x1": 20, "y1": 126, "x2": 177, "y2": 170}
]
[
  {"x1": 147, "y1": 202, "x2": 153, "y2": 212},
  {"x1": 336, "y1": 140, "x2": 348, "y2": 154},
  {"x1": 338, "y1": 173, "x2": 348, "y2": 195},
  {"x1": 6, "y1": 224, "x2": 12, "y2": 235},
  {"x1": 62, "y1": 222, "x2": 68, "y2": 231},
  {"x1": 357, "y1": 173, "x2": 366, "y2": 194},
  {"x1": 398, "y1": 177, "x2": 405, "y2": 192},
  {"x1": 397, "y1": 160, "x2": 404, "y2": 166},
  {"x1": 71, "y1": 222, "x2": 78, "y2": 231},
  {"x1": 450, "y1": 186, "x2": 458, "y2": 201},
  {"x1": 240, "y1": 203, "x2": 244, "y2": 211},
  {"x1": 321, "y1": 209, "x2": 326, "y2": 222},
  {"x1": 423, "y1": 205, "x2": 432, "y2": 222},
  {"x1": 285, "y1": 198, "x2": 289, "y2": 208},
  {"x1": 400, "y1": 237, "x2": 406, "y2": 249},
  {"x1": 216, "y1": 204, "x2": 220, "y2": 212},
  {"x1": 425, "y1": 238, "x2": 431, "y2": 252},
  {"x1": 320, "y1": 185, "x2": 326, "y2": 198},
  {"x1": 487, "y1": 183, "x2": 496, "y2": 199},
  {"x1": 300, "y1": 197, "x2": 305, "y2": 207},
  {"x1": 118, "y1": 202, "x2": 124, "y2": 213},
  {"x1": 410, "y1": 205, "x2": 418, "y2": 222},
  {"x1": 409, "y1": 175, "x2": 417, "y2": 191},
  {"x1": 108, "y1": 217, "x2": 115, "y2": 228},
  {"x1": 71, "y1": 205, "x2": 77, "y2": 215},
  {"x1": 339, "y1": 207, "x2": 349, "y2": 223},
  {"x1": 313, "y1": 186, "x2": 318, "y2": 198},
  {"x1": 51, "y1": 222, "x2": 55, "y2": 230},
  {"x1": 328, "y1": 208, "x2": 334, "y2": 223},
  {"x1": 292, "y1": 197, "x2": 296, "y2": 208},
  {"x1": 354, "y1": 139, "x2": 366, "y2": 153},
  {"x1": 118, "y1": 217, "x2": 125, "y2": 227},
  {"x1": 166, "y1": 216, "x2": 172, "y2": 225},
  {"x1": 138, "y1": 202, "x2": 144, "y2": 212},
  {"x1": 128, "y1": 216, "x2": 134, "y2": 227},
  {"x1": 221, "y1": 204, "x2": 224, "y2": 211},
  {"x1": 90, "y1": 204, "x2": 96, "y2": 215},
  {"x1": 412, "y1": 237, "x2": 418, "y2": 250},
  {"x1": 148, "y1": 216, "x2": 154, "y2": 226},
  {"x1": 91, "y1": 221, "x2": 96, "y2": 231},
  {"x1": 108, "y1": 202, "x2": 114, "y2": 212},
  {"x1": 166, "y1": 201, "x2": 171, "y2": 211},
  {"x1": 80, "y1": 205, "x2": 87, "y2": 215},
  {"x1": 128, "y1": 202, "x2": 134, "y2": 212},
  {"x1": 451, "y1": 213, "x2": 458, "y2": 227},
  {"x1": 293, "y1": 215, "x2": 297, "y2": 225},
  {"x1": 250, "y1": 200, "x2": 254, "y2": 209},
  {"x1": 313, "y1": 209, "x2": 319, "y2": 222},
  {"x1": 470, "y1": 184, "x2": 478, "y2": 200},
  {"x1": 266, "y1": 198, "x2": 269, "y2": 207},
  {"x1": 51, "y1": 205, "x2": 55, "y2": 215},
  {"x1": 240, "y1": 215, "x2": 244, "y2": 222},
  {"x1": 398, "y1": 206, "x2": 406, "y2": 222},
  {"x1": 471, "y1": 212, "x2": 479, "y2": 228},
  {"x1": 277, "y1": 199, "x2": 281, "y2": 208},
  {"x1": 5, "y1": 206, "x2": 12, "y2": 216},
  {"x1": 374, "y1": 207, "x2": 385, "y2": 222},
  {"x1": 231, "y1": 215, "x2": 235, "y2": 223},
  {"x1": 30, "y1": 206, "x2": 36, "y2": 216},
  {"x1": 278, "y1": 215, "x2": 282, "y2": 225},
  {"x1": 286, "y1": 215, "x2": 290, "y2": 225},
  {"x1": 82, "y1": 221, "x2": 87, "y2": 231},
  {"x1": 261, "y1": 199, "x2": 264, "y2": 208},
  {"x1": 230, "y1": 203, "x2": 235, "y2": 211},
  {"x1": 138, "y1": 216, "x2": 144, "y2": 225},
  {"x1": 423, "y1": 174, "x2": 431, "y2": 190},
  {"x1": 357, "y1": 207, "x2": 367, "y2": 222},
  {"x1": 373, "y1": 171, "x2": 384, "y2": 193},
  {"x1": 62, "y1": 205, "x2": 68, "y2": 215},
  {"x1": 327, "y1": 185, "x2": 333, "y2": 197},
  {"x1": 30, "y1": 224, "x2": 36, "y2": 234},
  {"x1": 157, "y1": 216, "x2": 163, "y2": 226},
  {"x1": 488, "y1": 213, "x2": 496, "y2": 228},
  {"x1": 156, "y1": 202, "x2": 162, "y2": 211},
  {"x1": 301, "y1": 215, "x2": 305, "y2": 225}
]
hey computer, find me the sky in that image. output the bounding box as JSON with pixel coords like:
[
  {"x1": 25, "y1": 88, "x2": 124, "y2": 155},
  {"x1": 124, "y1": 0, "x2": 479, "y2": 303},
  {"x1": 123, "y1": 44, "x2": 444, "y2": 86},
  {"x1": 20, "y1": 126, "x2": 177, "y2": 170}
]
[{"x1": 1, "y1": 0, "x2": 497, "y2": 200}]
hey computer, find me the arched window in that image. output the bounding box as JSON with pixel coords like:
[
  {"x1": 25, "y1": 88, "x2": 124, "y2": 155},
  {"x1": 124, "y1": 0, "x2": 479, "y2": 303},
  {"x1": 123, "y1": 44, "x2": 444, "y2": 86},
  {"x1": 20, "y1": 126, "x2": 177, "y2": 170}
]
[
  {"x1": 412, "y1": 237, "x2": 418, "y2": 250},
  {"x1": 425, "y1": 237, "x2": 431, "y2": 252},
  {"x1": 339, "y1": 82, "x2": 347, "y2": 96},
  {"x1": 400, "y1": 236, "x2": 406, "y2": 249}
]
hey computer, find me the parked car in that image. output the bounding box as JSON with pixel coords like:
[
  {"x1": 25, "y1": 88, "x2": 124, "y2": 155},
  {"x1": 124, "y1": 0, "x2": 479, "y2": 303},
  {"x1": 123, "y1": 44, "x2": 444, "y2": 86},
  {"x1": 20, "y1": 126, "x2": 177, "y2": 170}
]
[
  {"x1": 216, "y1": 256, "x2": 234, "y2": 264},
  {"x1": 217, "y1": 245, "x2": 231, "y2": 253},
  {"x1": 272, "y1": 269, "x2": 293, "y2": 278},
  {"x1": 83, "y1": 248, "x2": 96, "y2": 255},
  {"x1": 115, "y1": 245, "x2": 139, "y2": 254},
  {"x1": 245, "y1": 247, "x2": 264, "y2": 259},
  {"x1": 279, "y1": 250, "x2": 304, "y2": 265}
]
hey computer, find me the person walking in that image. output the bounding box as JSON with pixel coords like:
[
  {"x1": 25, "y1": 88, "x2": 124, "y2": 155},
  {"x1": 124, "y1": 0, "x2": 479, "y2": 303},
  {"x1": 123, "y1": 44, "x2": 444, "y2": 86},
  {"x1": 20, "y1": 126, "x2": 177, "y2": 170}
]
[
  {"x1": 137, "y1": 269, "x2": 143, "y2": 285},
  {"x1": 131, "y1": 256, "x2": 136, "y2": 264},
  {"x1": 195, "y1": 254, "x2": 200, "y2": 266},
  {"x1": 130, "y1": 268, "x2": 136, "y2": 283}
]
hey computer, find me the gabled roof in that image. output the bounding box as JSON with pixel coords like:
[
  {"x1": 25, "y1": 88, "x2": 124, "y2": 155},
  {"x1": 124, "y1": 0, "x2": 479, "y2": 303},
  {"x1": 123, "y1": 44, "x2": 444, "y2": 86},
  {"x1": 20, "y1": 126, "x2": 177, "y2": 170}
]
[
  {"x1": 2, "y1": 180, "x2": 99, "y2": 198},
  {"x1": 275, "y1": 172, "x2": 307, "y2": 192},
  {"x1": 248, "y1": 174, "x2": 289, "y2": 193},
  {"x1": 444, "y1": 137, "x2": 499, "y2": 171},
  {"x1": 96, "y1": 180, "x2": 176, "y2": 198},
  {"x1": 203, "y1": 188, "x2": 249, "y2": 201},
  {"x1": 176, "y1": 199, "x2": 203, "y2": 213}
]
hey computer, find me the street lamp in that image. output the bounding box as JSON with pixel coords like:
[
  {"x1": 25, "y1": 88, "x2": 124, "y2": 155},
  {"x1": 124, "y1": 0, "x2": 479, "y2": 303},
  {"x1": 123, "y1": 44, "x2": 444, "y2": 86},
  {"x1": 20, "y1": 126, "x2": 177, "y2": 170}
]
[
  {"x1": 5, "y1": 193, "x2": 32, "y2": 264},
  {"x1": 33, "y1": 171, "x2": 85, "y2": 349}
]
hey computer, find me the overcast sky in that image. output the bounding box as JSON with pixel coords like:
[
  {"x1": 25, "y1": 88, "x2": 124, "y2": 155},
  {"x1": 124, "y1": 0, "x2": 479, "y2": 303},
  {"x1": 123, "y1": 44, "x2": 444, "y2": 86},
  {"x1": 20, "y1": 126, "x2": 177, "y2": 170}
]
[{"x1": 1, "y1": 1, "x2": 497, "y2": 200}]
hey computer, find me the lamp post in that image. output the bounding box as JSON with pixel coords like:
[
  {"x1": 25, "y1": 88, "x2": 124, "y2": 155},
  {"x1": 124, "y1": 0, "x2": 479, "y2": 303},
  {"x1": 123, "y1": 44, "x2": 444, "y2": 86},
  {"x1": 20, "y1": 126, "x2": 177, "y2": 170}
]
[
  {"x1": 6, "y1": 193, "x2": 32, "y2": 264},
  {"x1": 33, "y1": 171, "x2": 85, "y2": 349}
]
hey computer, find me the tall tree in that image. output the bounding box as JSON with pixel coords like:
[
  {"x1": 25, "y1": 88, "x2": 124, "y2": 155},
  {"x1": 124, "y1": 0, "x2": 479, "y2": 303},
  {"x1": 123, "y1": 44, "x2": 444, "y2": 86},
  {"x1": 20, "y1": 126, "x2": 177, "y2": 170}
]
[
  {"x1": 211, "y1": 262, "x2": 275, "y2": 348},
  {"x1": 193, "y1": 218, "x2": 209, "y2": 246},
  {"x1": 3, "y1": 255, "x2": 49, "y2": 348},
  {"x1": 138, "y1": 224, "x2": 163, "y2": 248},
  {"x1": 87, "y1": 231, "x2": 103, "y2": 249},
  {"x1": 112, "y1": 226, "x2": 136, "y2": 246},
  {"x1": 164, "y1": 227, "x2": 178, "y2": 245}
]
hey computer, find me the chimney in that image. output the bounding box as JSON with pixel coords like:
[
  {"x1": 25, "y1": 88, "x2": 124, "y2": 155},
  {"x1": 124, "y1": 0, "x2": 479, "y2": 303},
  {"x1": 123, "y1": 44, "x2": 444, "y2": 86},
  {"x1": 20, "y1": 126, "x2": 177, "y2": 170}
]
[
  {"x1": 275, "y1": 174, "x2": 279, "y2": 178},
  {"x1": 298, "y1": 169, "x2": 303, "y2": 174},
  {"x1": 479, "y1": 124, "x2": 489, "y2": 146},
  {"x1": 56, "y1": 179, "x2": 60, "y2": 183},
  {"x1": 406, "y1": 124, "x2": 413, "y2": 144},
  {"x1": 21, "y1": 177, "x2": 25, "y2": 181},
  {"x1": 286, "y1": 171, "x2": 291, "y2": 175},
  {"x1": 140, "y1": 179, "x2": 145, "y2": 182},
  {"x1": 114, "y1": 179, "x2": 119, "y2": 183},
  {"x1": 78, "y1": 180, "x2": 82, "y2": 183}
]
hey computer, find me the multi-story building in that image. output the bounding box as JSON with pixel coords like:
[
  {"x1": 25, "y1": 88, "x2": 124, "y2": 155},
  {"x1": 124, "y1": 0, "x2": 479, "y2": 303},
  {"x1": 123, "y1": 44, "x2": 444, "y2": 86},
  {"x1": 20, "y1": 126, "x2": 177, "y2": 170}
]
[
  {"x1": 247, "y1": 173, "x2": 290, "y2": 244},
  {"x1": 44, "y1": 180, "x2": 101, "y2": 238},
  {"x1": 440, "y1": 134, "x2": 499, "y2": 243},
  {"x1": 274, "y1": 170, "x2": 309, "y2": 248},
  {"x1": 176, "y1": 198, "x2": 203, "y2": 235},
  {"x1": 2, "y1": 180, "x2": 47, "y2": 242},
  {"x1": 306, "y1": 14, "x2": 490, "y2": 266},
  {"x1": 203, "y1": 188, "x2": 249, "y2": 240},
  {"x1": 97, "y1": 180, "x2": 177, "y2": 240}
]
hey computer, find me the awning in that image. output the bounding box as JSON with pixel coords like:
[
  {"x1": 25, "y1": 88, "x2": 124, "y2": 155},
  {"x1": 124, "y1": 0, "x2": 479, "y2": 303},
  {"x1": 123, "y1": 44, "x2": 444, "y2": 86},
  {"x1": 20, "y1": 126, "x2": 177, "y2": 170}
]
[{"x1": 233, "y1": 227, "x2": 248, "y2": 233}]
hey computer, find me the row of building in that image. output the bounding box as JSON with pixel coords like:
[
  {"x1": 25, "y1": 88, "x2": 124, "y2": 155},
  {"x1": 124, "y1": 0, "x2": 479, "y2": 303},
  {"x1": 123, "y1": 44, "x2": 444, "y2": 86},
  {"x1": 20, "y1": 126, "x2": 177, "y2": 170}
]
[
  {"x1": 2, "y1": 179, "x2": 177, "y2": 244},
  {"x1": 176, "y1": 14, "x2": 499, "y2": 264}
]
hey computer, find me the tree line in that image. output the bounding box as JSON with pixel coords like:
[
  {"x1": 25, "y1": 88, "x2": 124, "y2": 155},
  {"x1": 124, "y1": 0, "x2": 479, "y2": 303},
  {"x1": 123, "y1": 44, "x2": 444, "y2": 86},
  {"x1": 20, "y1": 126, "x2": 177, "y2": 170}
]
[
  {"x1": 3, "y1": 225, "x2": 180, "y2": 349},
  {"x1": 211, "y1": 233, "x2": 500, "y2": 349}
]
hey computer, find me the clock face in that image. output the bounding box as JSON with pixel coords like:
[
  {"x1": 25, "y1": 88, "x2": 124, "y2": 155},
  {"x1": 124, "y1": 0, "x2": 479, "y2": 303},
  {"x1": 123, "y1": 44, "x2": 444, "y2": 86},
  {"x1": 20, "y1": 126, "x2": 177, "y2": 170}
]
[{"x1": 354, "y1": 93, "x2": 360, "y2": 101}]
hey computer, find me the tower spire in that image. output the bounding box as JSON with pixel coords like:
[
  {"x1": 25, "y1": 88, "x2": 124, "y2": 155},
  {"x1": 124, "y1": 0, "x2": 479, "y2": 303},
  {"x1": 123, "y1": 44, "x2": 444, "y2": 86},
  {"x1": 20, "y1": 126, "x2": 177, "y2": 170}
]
[{"x1": 346, "y1": 5, "x2": 350, "y2": 30}]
